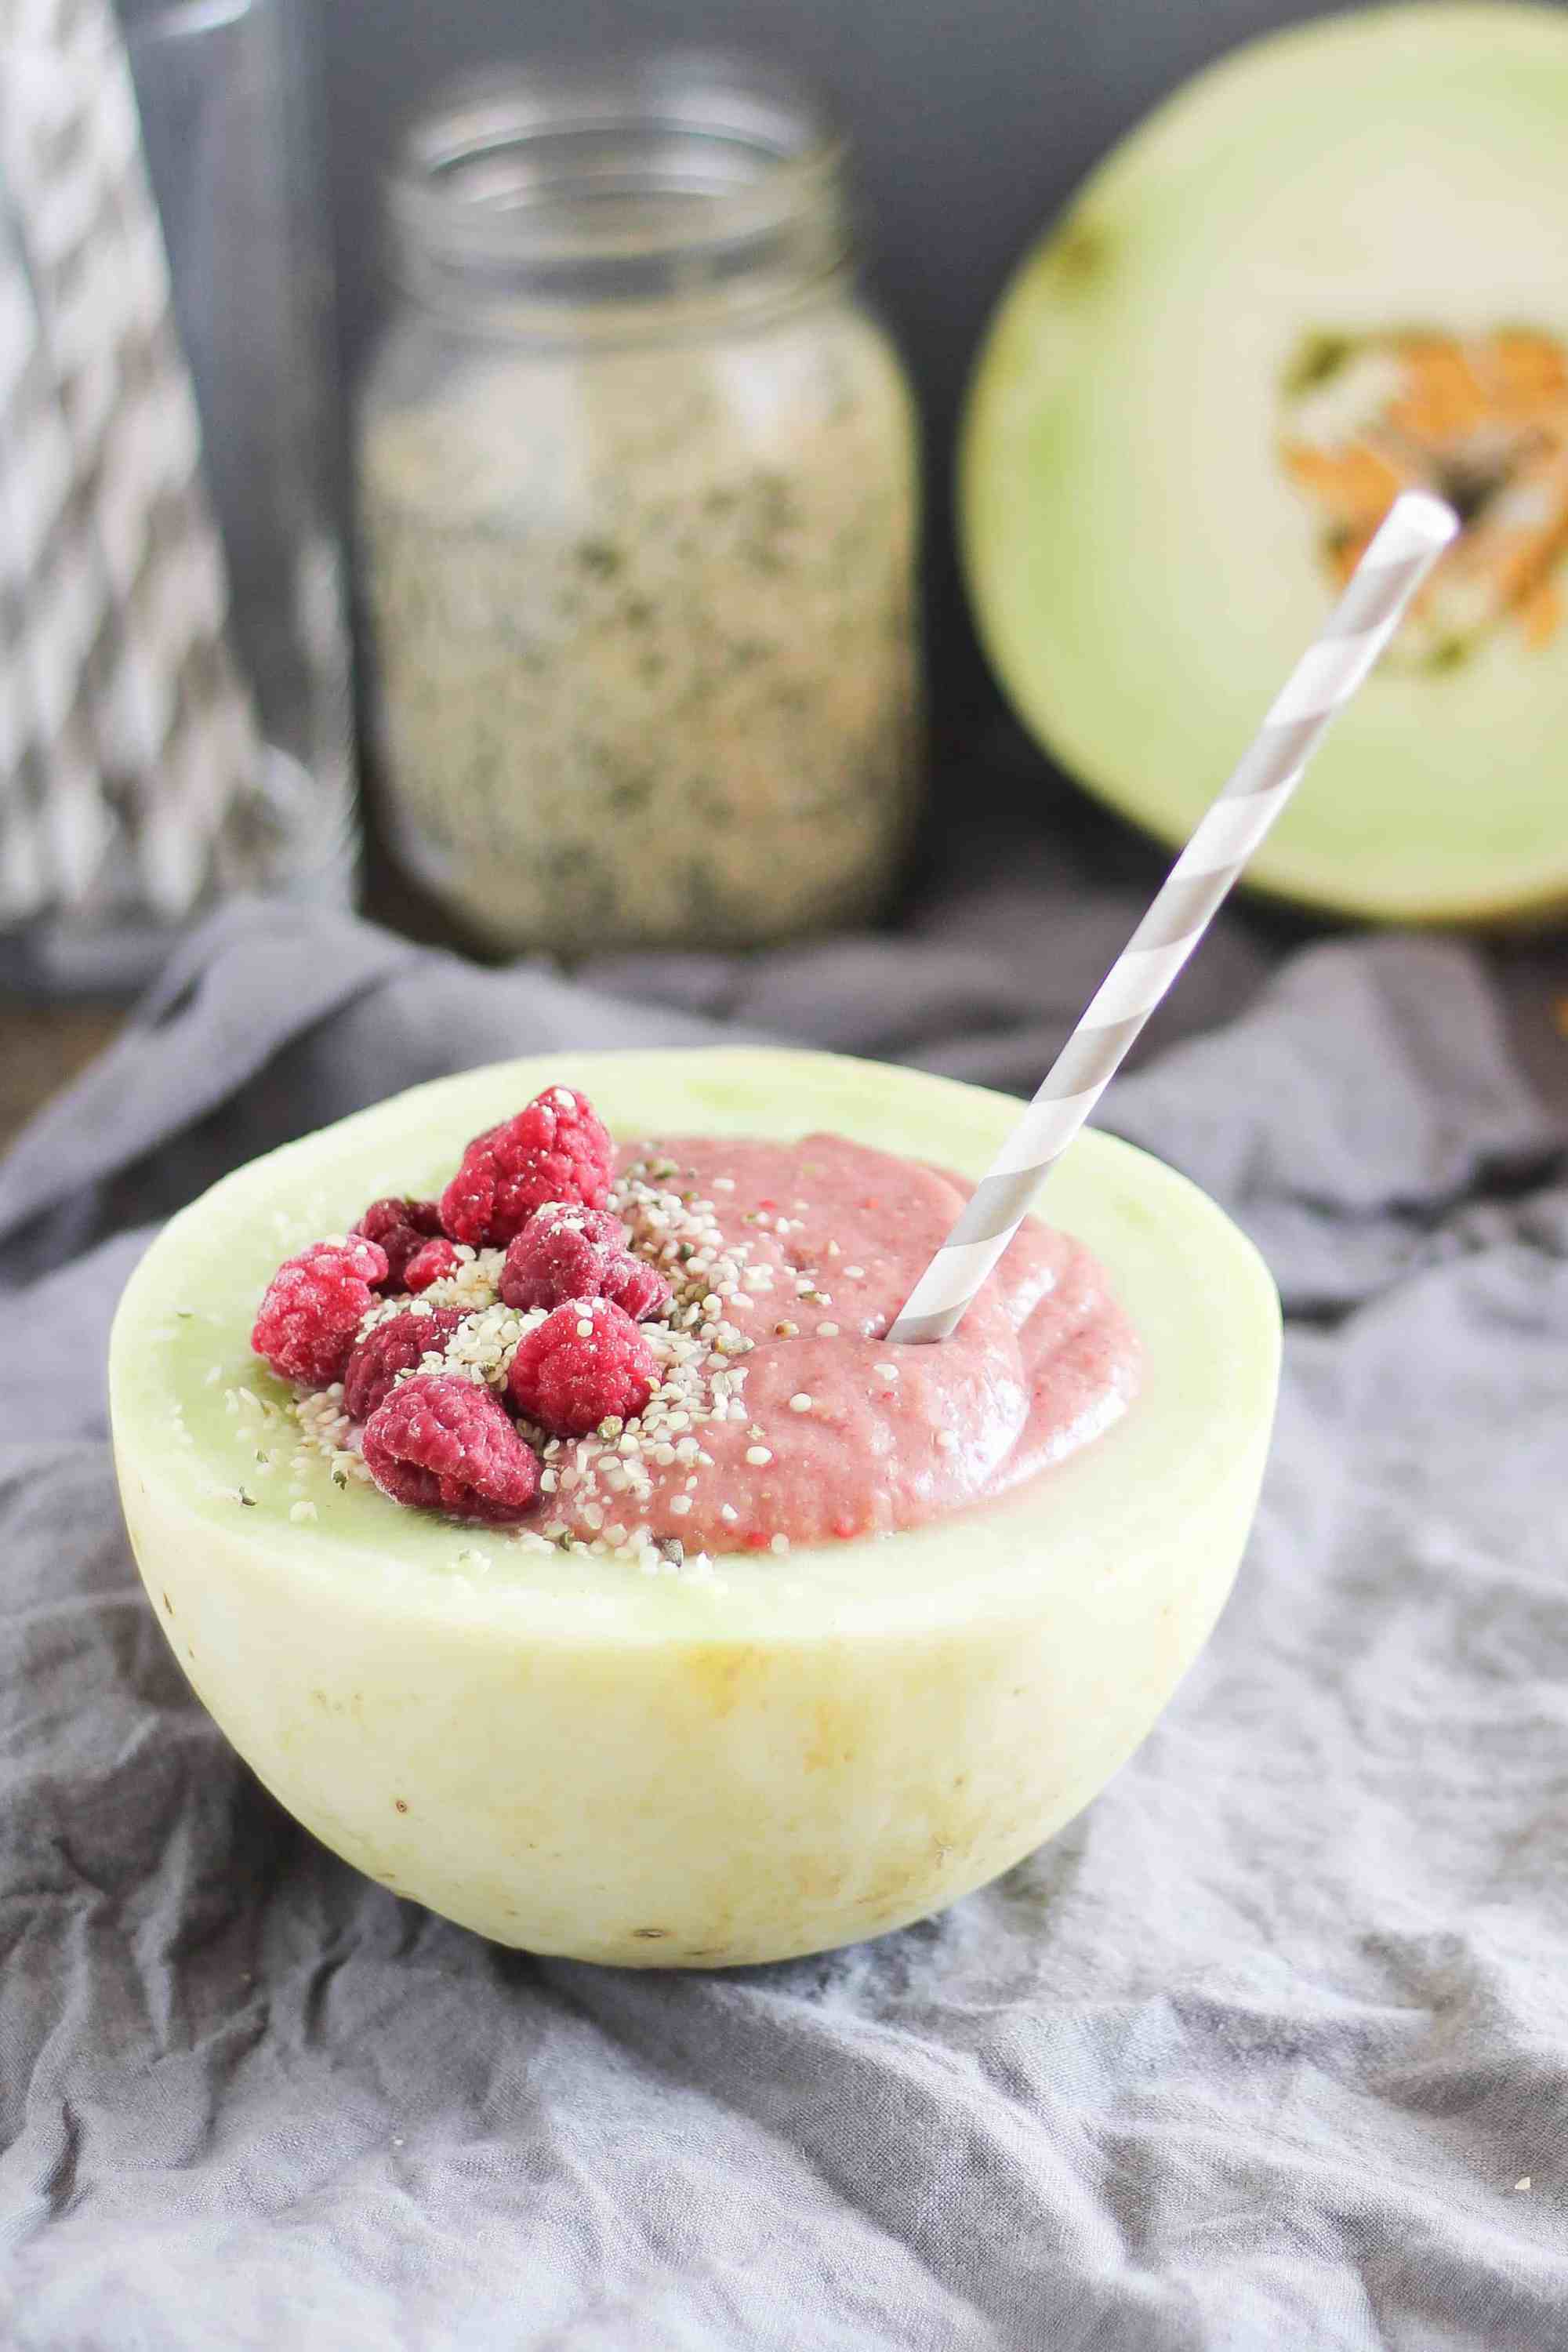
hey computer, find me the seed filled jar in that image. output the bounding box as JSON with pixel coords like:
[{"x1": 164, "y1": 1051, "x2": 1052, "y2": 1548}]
[{"x1": 357, "y1": 55, "x2": 923, "y2": 954}]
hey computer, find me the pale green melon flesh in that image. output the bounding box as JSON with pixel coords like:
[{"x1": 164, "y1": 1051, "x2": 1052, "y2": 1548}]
[
  {"x1": 963, "y1": 2, "x2": 1568, "y2": 924},
  {"x1": 111, "y1": 1049, "x2": 1279, "y2": 1965}
]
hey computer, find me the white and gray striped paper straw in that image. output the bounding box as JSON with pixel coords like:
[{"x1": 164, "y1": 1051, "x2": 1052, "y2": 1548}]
[
  {"x1": 2, "y1": 0, "x2": 261, "y2": 926},
  {"x1": 889, "y1": 489, "x2": 1458, "y2": 1345}
]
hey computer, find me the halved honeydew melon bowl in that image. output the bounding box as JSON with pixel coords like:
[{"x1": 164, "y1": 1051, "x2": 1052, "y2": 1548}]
[
  {"x1": 110, "y1": 1049, "x2": 1280, "y2": 1967},
  {"x1": 962, "y1": 2, "x2": 1568, "y2": 925}
]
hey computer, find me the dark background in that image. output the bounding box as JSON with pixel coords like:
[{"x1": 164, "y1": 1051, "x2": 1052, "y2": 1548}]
[{"x1": 317, "y1": 0, "x2": 1397, "y2": 764}]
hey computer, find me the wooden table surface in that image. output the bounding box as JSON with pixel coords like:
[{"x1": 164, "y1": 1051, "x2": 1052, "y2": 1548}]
[
  {"x1": 0, "y1": 853, "x2": 450, "y2": 1155},
  {"x1": 0, "y1": 1003, "x2": 125, "y2": 1153}
]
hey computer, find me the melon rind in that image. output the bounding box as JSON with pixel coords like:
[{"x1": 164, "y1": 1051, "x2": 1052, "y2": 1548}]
[
  {"x1": 962, "y1": 2, "x2": 1568, "y2": 924},
  {"x1": 110, "y1": 1049, "x2": 1279, "y2": 1966}
]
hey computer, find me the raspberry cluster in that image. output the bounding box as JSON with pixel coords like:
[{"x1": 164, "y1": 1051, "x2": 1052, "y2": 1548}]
[{"x1": 250, "y1": 1085, "x2": 671, "y2": 1525}]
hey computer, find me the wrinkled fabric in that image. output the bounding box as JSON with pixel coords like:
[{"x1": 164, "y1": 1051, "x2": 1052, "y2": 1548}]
[{"x1": 2, "y1": 807, "x2": 1566, "y2": 2350}]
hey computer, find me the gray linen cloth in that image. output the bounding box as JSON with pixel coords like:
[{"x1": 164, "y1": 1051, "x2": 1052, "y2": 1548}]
[{"x1": 2, "y1": 812, "x2": 1566, "y2": 2350}]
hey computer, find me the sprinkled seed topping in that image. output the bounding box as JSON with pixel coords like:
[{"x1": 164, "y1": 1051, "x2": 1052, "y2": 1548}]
[
  {"x1": 263, "y1": 1121, "x2": 987, "y2": 1571},
  {"x1": 284, "y1": 1145, "x2": 818, "y2": 1562}
]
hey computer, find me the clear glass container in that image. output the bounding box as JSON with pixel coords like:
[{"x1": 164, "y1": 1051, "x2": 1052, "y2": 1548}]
[
  {"x1": 123, "y1": 0, "x2": 356, "y2": 916},
  {"x1": 1, "y1": 0, "x2": 355, "y2": 996},
  {"x1": 357, "y1": 53, "x2": 923, "y2": 956}
]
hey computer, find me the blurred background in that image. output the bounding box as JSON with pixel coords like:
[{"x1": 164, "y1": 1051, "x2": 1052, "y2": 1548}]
[
  {"x1": 319, "y1": 0, "x2": 1318, "y2": 749},
  {"x1": 5, "y1": 0, "x2": 1566, "y2": 1134}
]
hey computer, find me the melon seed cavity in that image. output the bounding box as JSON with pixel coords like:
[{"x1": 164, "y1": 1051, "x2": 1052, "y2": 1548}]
[{"x1": 1279, "y1": 326, "x2": 1568, "y2": 667}]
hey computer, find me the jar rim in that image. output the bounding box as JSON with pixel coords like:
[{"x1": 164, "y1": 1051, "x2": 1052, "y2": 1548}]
[{"x1": 389, "y1": 50, "x2": 850, "y2": 278}]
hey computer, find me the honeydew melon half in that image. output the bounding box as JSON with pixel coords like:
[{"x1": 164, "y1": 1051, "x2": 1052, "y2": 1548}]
[
  {"x1": 110, "y1": 1049, "x2": 1279, "y2": 1968},
  {"x1": 963, "y1": 2, "x2": 1568, "y2": 924}
]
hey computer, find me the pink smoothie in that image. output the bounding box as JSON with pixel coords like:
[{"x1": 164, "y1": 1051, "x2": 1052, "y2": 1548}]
[{"x1": 528, "y1": 1132, "x2": 1142, "y2": 1557}]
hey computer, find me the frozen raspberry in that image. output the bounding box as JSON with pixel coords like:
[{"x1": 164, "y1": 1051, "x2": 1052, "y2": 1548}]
[
  {"x1": 507, "y1": 1298, "x2": 658, "y2": 1439},
  {"x1": 440, "y1": 1087, "x2": 614, "y2": 1250},
  {"x1": 499, "y1": 1203, "x2": 622, "y2": 1310},
  {"x1": 605, "y1": 1254, "x2": 672, "y2": 1322},
  {"x1": 251, "y1": 1237, "x2": 389, "y2": 1389},
  {"x1": 361, "y1": 1374, "x2": 540, "y2": 1523},
  {"x1": 404, "y1": 1237, "x2": 463, "y2": 1293},
  {"x1": 499, "y1": 1203, "x2": 672, "y2": 1321},
  {"x1": 352, "y1": 1197, "x2": 444, "y2": 1289},
  {"x1": 343, "y1": 1307, "x2": 465, "y2": 1423}
]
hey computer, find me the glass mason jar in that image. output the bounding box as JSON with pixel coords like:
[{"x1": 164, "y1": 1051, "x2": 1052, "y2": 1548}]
[{"x1": 357, "y1": 54, "x2": 923, "y2": 956}]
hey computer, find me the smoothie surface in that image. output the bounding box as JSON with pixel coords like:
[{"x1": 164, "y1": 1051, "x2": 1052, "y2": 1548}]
[
  {"x1": 291, "y1": 1127, "x2": 1142, "y2": 1559},
  {"x1": 578, "y1": 1131, "x2": 1142, "y2": 1552}
]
